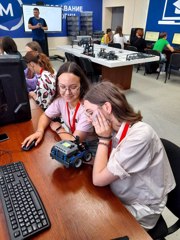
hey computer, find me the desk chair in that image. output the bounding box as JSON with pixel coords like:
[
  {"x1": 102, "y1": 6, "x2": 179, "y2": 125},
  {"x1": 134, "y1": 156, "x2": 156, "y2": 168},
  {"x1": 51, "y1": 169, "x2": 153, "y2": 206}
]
[
  {"x1": 165, "y1": 53, "x2": 180, "y2": 83},
  {"x1": 148, "y1": 138, "x2": 180, "y2": 240},
  {"x1": 144, "y1": 49, "x2": 163, "y2": 80},
  {"x1": 79, "y1": 57, "x2": 100, "y2": 83},
  {"x1": 126, "y1": 46, "x2": 137, "y2": 52},
  {"x1": 108, "y1": 43, "x2": 121, "y2": 49},
  {"x1": 125, "y1": 46, "x2": 142, "y2": 73},
  {"x1": 65, "y1": 52, "x2": 80, "y2": 65}
]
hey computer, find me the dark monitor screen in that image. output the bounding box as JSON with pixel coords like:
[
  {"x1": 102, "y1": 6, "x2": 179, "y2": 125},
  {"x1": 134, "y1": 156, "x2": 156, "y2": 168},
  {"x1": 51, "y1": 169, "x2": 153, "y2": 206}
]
[
  {"x1": 22, "y1": 5, "x2": 62, "y2": 32},
  {"x1": 172, "y1": 33, "x2": 180, "y2": 45},
  {"x1": 145, "y1": 31, "x2": 159, "y2": 42},
  {"x1": 0, "y1": 55, "x2": 31, "y2": 126}
]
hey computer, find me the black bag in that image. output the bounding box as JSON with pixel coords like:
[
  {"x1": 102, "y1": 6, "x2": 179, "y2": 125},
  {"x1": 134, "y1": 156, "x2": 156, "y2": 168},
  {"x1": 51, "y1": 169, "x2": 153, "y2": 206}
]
[{"x1": 145, "y1": 61, "x2": 159, "y2": 74}]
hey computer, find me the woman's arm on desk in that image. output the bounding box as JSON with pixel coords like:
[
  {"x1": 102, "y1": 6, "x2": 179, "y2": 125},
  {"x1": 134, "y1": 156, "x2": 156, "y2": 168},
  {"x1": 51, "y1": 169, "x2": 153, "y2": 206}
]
[{"x1": 22, "y1": 113, "x2": 51, "y2": 147}]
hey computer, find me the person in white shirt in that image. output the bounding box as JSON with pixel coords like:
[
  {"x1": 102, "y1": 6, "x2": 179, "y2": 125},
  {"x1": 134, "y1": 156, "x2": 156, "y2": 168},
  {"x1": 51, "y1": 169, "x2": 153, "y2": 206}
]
[
  {"x1": 113, "y1": 26, "x2": 128, "y2": 49},
  {"x1": 83, "y1": 81, "x2": 176, "y2": 230}
]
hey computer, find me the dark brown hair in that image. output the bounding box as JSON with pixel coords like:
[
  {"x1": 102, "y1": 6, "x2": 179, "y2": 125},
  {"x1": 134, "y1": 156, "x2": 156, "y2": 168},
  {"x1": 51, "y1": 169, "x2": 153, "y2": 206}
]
[
  {"x1": 33, "y1": 8, "x2": 39, "y2": 12},
  {"x1": 26, "y1": 41, "x2": 42, "y2": 53},
  {"x1": 159, "y1": 32, "x2": 167, "y2": 39},
  {"x1": 1, "y1": 36, "x2": 18, "y2": 54},
  {"x1": 52, "y1": 62, "x2": 90, "y2": 101},
  {"x1": 84, "y1": 82, "x2": 142, "y2": 124},
  {"x1": 24, "y1": 51, "x2": 54, "y2": 74},
  {"x1": 106, "y1": 28, "x2": 112, "y2": 34}
]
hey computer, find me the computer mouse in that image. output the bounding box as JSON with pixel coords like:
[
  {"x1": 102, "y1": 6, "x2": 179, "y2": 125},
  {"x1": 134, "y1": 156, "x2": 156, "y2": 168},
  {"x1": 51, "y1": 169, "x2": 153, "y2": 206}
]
[{"x1": 22, "y1": 140, "x2": 36, "y2": 151}]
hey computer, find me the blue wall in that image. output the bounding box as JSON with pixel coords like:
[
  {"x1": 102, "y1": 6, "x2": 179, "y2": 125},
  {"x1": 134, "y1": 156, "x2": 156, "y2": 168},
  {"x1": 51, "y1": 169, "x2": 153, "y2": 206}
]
[
  {"x1": 0, "y1": 0, "x2": 102, "y2": 38},
  {"x1": 146, "y1": 0, "x2": 180, "y2": 44}
]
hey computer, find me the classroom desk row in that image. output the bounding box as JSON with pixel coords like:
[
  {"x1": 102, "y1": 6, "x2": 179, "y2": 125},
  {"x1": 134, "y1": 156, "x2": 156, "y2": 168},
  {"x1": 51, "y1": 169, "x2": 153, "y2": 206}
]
[
  {"x1": 58, "y1": 44, "x2": 159, "y2": 90},
  {"x1": 0, "y1": 99, "x2": 152, "y2": 240}
]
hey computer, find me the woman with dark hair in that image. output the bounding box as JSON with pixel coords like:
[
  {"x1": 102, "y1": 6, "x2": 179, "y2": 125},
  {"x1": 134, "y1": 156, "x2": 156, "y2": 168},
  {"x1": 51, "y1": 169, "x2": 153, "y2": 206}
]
[
  {"x1": 113, "y1": 26, "x2": 127, "y2": 49},
  {"x1": 1, "y1": 36, "x2": 26, "y2": 69},
  {"x1": 83, "y1": 81, "x2": 175, "y2": 230},
  {"x1": 24, "y1": 50, "x2": 56, "y2": 110},
  {"x1": 101, "y1": 28, "x2": 113, "y2": 45},
  {"x1": 22, "y1": 62, "x2": 95, "y2": 148},
  {"x1": 24, "y1": 41, "x2": 43, "y2": 92},
  {"x1": 1, "y1": 36, "x2": 18, "y2": 54}
]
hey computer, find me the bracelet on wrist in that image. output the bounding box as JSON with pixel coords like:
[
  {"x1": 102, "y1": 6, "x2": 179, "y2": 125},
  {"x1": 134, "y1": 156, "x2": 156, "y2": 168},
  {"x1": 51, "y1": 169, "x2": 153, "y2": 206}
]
[
  {"x1": 55, "y1": 125, "x2": 62, "y2": 133},
  {"x1": 97, "y1": 135, "x2": 112, "y2": 140},
  {"x1": 98, "y1": 142, "x2": 109, "y2": 147}
]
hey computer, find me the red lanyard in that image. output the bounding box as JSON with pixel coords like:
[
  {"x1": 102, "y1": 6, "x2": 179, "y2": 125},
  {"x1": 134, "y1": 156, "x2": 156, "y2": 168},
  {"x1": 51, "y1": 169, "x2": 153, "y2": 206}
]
[
  {"x1": 39, "y1": 68, "x2": 44, "y2": 75},
  {"x1": 66, "y1": 102, "x2": 80, "y2": 133},
  {"x1": 108, "y1": 122, "x2": 130, "y2": 157}
]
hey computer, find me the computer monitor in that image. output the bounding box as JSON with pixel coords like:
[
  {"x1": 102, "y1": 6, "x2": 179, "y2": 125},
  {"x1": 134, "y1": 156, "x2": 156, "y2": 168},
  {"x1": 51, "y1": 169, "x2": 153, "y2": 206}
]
[
  {"x1": 172, "y1": 33, "x2": 180, "y2": 45},
  {"x1": 145, "y1": 31, "x2": 159, "y2": 42},
  {"x1": 0, "y1": 55, "x2": 31, "y2": 126}
]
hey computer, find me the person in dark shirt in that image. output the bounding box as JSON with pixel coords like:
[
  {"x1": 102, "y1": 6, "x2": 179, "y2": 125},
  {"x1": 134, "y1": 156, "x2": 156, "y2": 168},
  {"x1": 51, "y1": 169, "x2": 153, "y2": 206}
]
[
  {"x1": 28, "y1": 8, "x2": 48, "y2": 55},
  {"x1": 131, "y1": 29, "x2": 146, "y2": 52}
]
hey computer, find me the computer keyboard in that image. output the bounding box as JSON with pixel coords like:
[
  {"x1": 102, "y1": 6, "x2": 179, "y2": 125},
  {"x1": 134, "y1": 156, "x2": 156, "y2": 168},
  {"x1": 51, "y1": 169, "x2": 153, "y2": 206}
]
[{"x1": 0, "y1": 161, "x2": 51, "y2": 240}]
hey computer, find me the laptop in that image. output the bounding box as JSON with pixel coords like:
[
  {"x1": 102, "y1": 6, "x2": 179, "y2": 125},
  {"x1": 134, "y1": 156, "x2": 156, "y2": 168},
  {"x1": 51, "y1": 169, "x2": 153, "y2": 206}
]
[{"x1": 158, "y1": 0, "x2": 180, "y2": 25}]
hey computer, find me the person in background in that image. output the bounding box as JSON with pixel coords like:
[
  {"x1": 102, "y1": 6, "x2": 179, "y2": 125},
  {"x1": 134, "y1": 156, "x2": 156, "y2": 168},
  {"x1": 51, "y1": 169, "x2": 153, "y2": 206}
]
[
  {"x1": 101, "y1": 28, "x2": 113, "y2": 45},
  {"x1": 1, "y1": 36, "x2": 22, "y2": 56},
  {"x1": 24, "y1": 41, "x2": 42, "y2": 92},
  {"x1": 83, "y1": 81, "x2": 175, "y2": 231},
  {"x1": 1, "y1": 36, "x2": 26, "y2": 69},
  {"x1": 28, "y1": 8, "x2": 48, "y2": 55},
  {"x1": 23, "y1": 51, "x2": 56, "y2": 110},
  {"x1": 22, "y1": 62, "x2": 96, "y2": 151},
  {"x1": 113, "y1": 26, "x2": 128, "y2": 49},
  {"x1": 153, "y1": 32, "x2": 174, "y2": 62},
  {"x1": 131, "y1": 29, "x2": 147, "y2": 52}
]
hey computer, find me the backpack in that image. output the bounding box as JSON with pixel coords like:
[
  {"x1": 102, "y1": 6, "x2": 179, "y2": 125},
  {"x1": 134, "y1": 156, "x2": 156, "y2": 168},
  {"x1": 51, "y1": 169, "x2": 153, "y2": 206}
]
[{"x1": 145, "y1": 62, "x2": 159, "y2": 74}]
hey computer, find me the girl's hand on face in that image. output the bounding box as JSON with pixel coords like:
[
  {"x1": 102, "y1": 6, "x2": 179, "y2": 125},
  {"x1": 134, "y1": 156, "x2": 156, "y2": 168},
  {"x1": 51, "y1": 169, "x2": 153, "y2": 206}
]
[{"x1": 92, "y1": 109, "x2": 112, "y2": 137}]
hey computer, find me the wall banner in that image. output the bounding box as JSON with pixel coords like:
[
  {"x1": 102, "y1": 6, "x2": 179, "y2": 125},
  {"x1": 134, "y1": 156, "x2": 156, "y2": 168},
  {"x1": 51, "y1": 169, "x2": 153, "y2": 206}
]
[{"x1": 0, "y1": 0, "x2": 102, "y2": 38}]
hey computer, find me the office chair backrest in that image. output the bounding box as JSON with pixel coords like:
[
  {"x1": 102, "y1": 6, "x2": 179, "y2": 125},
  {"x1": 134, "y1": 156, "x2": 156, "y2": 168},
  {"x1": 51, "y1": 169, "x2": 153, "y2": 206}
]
[
  {"x1": 130, "y1": 28, "x2": 143, "y2": 45},
  {"x1": 108, "y1": 43, "x2": 121, "y2": 49},
  {"x1": 144, "y1": 49, "x2": 161, "y2": 75},
  {"x1": 169, "y1": 53, "x2": 180, "y2": 68},
  {"x1": 145, "y1": 49, "x2": 160, "y2": 57},
  {"x1": 161, "y1": 138, "x2": 180, "y2": 218},
  {"x1": 65, "y1": 52, "x2": 80, "y2": 65},
  {"x1": 126, "y1": 46, "x2": 137, "y2": 52},
  {"x1": 79, "y1": 57, "x2": 99, "y2": 83},
  {"x1": 148, "y1": 138, "x2": 180, "y2": 240}
]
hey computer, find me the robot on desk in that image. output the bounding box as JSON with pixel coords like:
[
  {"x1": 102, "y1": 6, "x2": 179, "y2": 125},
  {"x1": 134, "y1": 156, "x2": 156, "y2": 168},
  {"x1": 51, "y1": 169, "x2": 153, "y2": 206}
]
[
  {"x1": 78, "y1": 38, "x2": 95, "y2": 57},
  {"x1": 97, "y1": 48, "x2": 118, "y2": 60},
  {"x1": 50, "y1": 136, "x2": 92, "y2": 168}
]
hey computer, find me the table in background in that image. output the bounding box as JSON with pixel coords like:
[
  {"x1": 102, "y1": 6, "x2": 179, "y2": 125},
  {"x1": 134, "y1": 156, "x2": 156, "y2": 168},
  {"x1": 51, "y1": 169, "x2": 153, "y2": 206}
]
[
  {"x1": 58, "y1": 44, "x2": 159, "y2": 90},
  {"x1": 0, "y1": 100, "x2": 152, "y2": 240}
]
